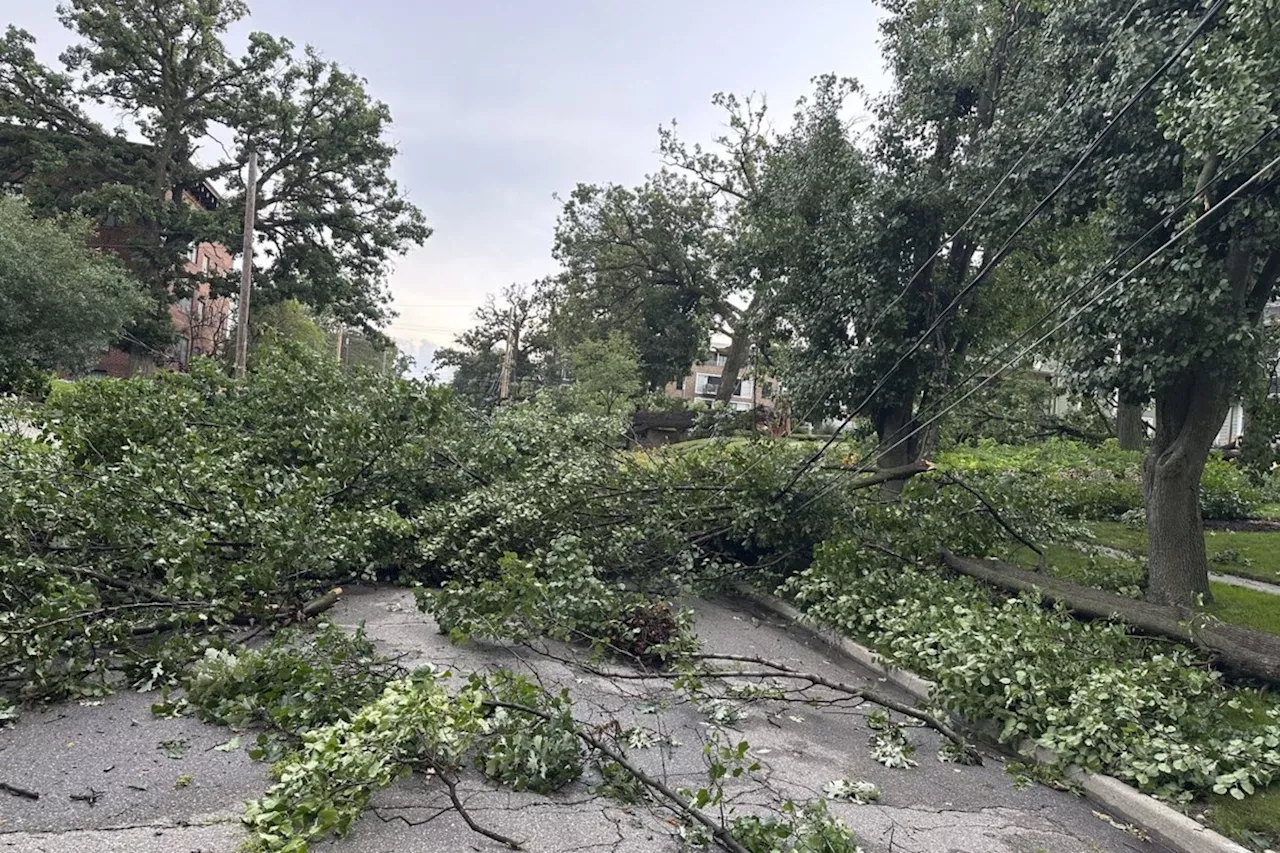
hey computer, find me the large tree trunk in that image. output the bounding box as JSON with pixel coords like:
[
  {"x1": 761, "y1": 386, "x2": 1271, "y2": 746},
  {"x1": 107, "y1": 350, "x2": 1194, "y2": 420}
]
[
  {"x1": 941, "y1": 551, "x2": 1280, "y2": 687},
  {"x1": 714, "y1": 331, "x2": 751, "y2": 405},
  {"x1": 873, "y1": 401, "x2": 925, "y2": 495},
  {"x1": 1117, "y1": 397, "x2": 1146, "y2": 450},
  {"x1": 1143, "y1": 370, "x2": 1230, "y2": 607}
]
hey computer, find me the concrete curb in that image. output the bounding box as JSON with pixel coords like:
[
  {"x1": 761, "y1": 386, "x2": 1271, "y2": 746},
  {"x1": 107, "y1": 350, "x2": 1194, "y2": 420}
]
[{"x1": 731, "y1": 583, "x2": 1251, "y2": 853}]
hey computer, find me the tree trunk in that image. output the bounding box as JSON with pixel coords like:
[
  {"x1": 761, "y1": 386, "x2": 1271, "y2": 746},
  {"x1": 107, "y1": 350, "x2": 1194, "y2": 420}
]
[
  {"x1": 941, "y1": 551, "x2": 1280, "y2": 686},
  {"x1": 1117, "y1": 397, "x2": 1145, "y2": 450},
  {"x1": 714, "y1": 332, "x2": 751, "y2": 405},
  {"x1": 1144, "y1": 371, "x2": 1230, "y2": 607},
  {"x1": 873, "y1": 401, "x2": 924, "y2": 495}
]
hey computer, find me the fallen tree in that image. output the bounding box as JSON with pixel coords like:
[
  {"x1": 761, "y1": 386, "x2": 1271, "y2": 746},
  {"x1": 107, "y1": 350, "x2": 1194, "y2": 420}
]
[{"x1": 941, "y1": 550, "x2": 1280, "y2": 686}]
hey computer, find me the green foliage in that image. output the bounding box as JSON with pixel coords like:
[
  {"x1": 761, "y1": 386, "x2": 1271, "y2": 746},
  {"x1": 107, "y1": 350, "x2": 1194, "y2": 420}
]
[
  {"x1": 172, "y1": 623, "x2": 403, "y2": 758},
  {"x1": 249, "y1": 300, "x2": 329, "y2": 362},
  {"x1": 568, "y1": 332, "x2": 643, "y2": 415},
  {"x1": 0, "y1": 196, "x2": 146, "y2": 388},
  {"x1": 0, "y1": 346, "x2": 450, "y2": 706},
  {"x1": 472, "y1": 671, "x2": 584, "y2": 793},
  {"x1": 692, "y1": 801, "x2": 862, "y2": 853},
  {"x1": 0, "y1": 0, "x2": 427, "y2": 332},
  {"x1": 241, "y1": 669, "x2": 463, "y2": 852},
  {"x1": 553, "y1": 174, "x2": 719, "y2": 390},
  {"x1": 240, "y1": 668, "x2": 587, "y2": 852},
  {"x1": 784, "y1": 540, "x2": 1280, "y2": 803},
  {"x1": 938, "y1": 439, "x2": 1260, "y2": 521}
]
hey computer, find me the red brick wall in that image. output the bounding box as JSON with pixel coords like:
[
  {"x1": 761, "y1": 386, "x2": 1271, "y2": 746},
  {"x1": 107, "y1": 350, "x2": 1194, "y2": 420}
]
[{"x1": 87, "y1": 189, "x2": 234, "y2": 378}]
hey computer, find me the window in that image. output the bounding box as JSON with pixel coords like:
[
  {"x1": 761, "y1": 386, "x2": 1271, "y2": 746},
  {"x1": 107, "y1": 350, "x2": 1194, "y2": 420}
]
[
  {"x1": 200, "y1": 255, "x2": 210, "y2": 273},
  {"x1": 187, "y1": 243, "x2": 198, "y2": 263},
  {"x1": 194, "y1": 299, "x2": 205, "y2": 321},
  {"x1": 763, "y1": 381, "x2": 774, "y2": 399},
  {"x1": 676, "y1": 376, "x2": 686, "y2": 391},
  {"x1": 694, "y1": 374, "x2": 744, "y2": 397},
  {"x1": 714, "y1": 353, "x2": 728, "y2": 366}
]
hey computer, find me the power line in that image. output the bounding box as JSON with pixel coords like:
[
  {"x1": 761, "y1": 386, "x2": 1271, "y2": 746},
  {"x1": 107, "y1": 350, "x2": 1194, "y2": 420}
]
[
  {"x1": 863, "y1": 123, "x2": 1280, "y2": 471},
  {"x1": 776, "y1": 0, "x2": 1229, "y2": 498},
  {"x1": 788, "y1": 0, "x2": 1147, "y2": 432},
  {"x1": 794, "y1": 147, "x2": 1280, "y2": 513}
]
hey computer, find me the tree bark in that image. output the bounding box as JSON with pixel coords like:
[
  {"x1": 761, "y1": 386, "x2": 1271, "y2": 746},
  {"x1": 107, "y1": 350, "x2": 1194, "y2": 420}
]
[
  {"x1": 941, "y1": 551, "x2": 1280, "y2": 686},
  {"x1": 714, "y1": 329, "x2": 751, "y2": 405},
  {"x1": 1144, "y1": 370, "x2": 1229, "y2": 607},
  {"x1": 872, "y1": 401, "x2": 925, "y2": 495},
  {"x1": 1116, "y1": 397, "x2": 1146, "y2": 451}
]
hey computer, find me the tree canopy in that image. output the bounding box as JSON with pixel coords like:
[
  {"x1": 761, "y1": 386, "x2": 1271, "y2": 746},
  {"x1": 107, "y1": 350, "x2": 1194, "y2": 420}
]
[
  {"x1": 0, "y1": 0, "x2": 427, "y2": 351},
  {"x1": 0, "y1": 196, "x2": 146, "y2": 390}
]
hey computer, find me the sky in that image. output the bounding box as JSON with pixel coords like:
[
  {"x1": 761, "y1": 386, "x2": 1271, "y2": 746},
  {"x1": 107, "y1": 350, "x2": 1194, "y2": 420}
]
[{"x1": 2, "y1": 1, "x2": 887, "y2": 371}]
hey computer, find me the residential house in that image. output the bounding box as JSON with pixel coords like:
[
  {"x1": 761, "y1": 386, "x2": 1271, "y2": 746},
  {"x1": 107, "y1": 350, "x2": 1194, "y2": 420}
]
[{"x1": 664, "y1": 347, "x2": 779, "y2": 412}]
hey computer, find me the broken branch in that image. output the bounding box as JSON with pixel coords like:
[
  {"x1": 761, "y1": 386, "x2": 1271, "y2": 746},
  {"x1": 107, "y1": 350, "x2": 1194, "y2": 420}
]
[
  {"x1": 692, "y1": 652, "x2": 981, "y2": 764},
  {"x1": 486, "y1": 700, "x2": 751, "y2": 853}
]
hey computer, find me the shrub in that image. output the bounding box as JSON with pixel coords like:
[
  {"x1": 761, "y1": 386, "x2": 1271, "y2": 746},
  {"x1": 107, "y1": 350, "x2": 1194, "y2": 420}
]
[{"x1": 937, "y1": 439, "x2": 1259, "y2": 521}]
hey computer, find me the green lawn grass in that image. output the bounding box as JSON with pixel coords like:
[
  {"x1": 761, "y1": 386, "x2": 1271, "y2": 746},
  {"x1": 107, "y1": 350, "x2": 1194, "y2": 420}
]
[
  {"x1": 1208, "y1": 786, "x2": 1280, "y2": 850},
  {"x1": 1089, "y1": 521, "x2": 1280, "y2": 585},
  {"x1": 1010, "y1": 541, "x2": 1280, "y2": 635}
]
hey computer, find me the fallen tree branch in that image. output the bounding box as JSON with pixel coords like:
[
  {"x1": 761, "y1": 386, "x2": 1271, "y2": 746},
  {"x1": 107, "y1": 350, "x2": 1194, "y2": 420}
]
[
  {"x1": 487, "y1": 700, "x2": 751, "y2": 853},
  {"x1": 938, "y1": 473, "x2": 1045, "y2": 570},
  {"x1": 692, "y1": 653, "x2": 981, "y2": 764},
  {"x1": 941, "y1": 551, "x2": 1280, "y2": 686},
  {"x1": 426, "y1": 759, "x2": 523, "y2": 850},
  {"x1": 0, "y1": 781, "x2": 39, "y2": 800},
  {"x1": 300, "y1": 587, "x2": 344, "y2": 619},
  {"x1": 64, "y1": 566, "x2": 187, "y2": 605},
  {"x1": 818, "y1": 460, "x2": 933, "y2": 491}
]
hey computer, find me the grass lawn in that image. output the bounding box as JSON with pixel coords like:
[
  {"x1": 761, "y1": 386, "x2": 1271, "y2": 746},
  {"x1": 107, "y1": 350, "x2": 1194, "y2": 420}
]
[
  {"x1": 1208, "y1": 786, "x2": 1280, "y2": 850},
  {"x1": 1089, "y1": 521, "x2": 1280, "y2": 585},
  {"x1": 1010, "y1": 541, "x2": 1280, "y2": 635}
]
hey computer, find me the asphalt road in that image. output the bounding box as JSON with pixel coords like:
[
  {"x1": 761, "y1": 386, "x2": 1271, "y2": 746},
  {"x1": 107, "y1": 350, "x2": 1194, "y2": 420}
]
[{"x1": 0, "y1": 587, "x2": 1165, "y2": 853}]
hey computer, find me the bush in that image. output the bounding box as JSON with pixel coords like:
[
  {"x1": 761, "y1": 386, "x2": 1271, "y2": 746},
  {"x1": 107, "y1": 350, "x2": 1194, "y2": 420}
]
[{"x1": 937, "y1": 439, "x2": 1259, "y2": 521}]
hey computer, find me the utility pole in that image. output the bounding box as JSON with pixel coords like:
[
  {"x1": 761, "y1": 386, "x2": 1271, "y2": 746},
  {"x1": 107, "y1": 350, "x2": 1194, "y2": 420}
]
[
  {"x1": 233, "y1": 151, "x2": 259, "y2": 380},
  {"x1": 497, "y1": 309, "x2": 518, "y2": 404},
  {"x1": 335, "y1": 325, "x2": 345, "y2": 365}
]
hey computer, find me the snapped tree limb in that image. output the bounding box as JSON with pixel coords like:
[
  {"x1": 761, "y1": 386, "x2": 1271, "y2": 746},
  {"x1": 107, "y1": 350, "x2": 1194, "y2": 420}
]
[{"x1": 941, "y1": 551, "x2": 1280, "y2": 686}]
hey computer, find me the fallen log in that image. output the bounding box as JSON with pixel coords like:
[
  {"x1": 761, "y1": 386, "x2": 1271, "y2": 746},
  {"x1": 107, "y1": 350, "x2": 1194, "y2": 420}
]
[
  {"x1": 818, "y1": 460, "x2": 934, "y2": 490},
  {"x1": 940, "y1": 551, "x2": 1280, "y2": 686}
]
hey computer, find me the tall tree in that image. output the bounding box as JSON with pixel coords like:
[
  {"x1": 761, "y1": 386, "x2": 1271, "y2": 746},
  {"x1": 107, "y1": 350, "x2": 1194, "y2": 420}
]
[
  {"x1": 434, "y1": 282, "x2": 557, "y2": 407},
  {"x1": 0, "y1": 196, "x2": 146, "y2": 390},
  {"x1": 552, "y1": 173, "x2": 716, "y2": 390},
  {"x1": 768, "y1": 0, "x2": 1044, "y2": 467},
  {"x1": 0, "y1": 0, "x2": 427, "y2": 352},
  {"x1": 553, "y1": 92, "x2": 784, "y2": 400},
  {"x1": 1033, "y1": 0, "x2": 1280, "y2": 605}
]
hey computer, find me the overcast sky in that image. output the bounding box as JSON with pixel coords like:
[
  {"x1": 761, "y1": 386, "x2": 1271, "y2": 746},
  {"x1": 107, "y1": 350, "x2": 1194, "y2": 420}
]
[{"x1": 3, "y1": 1, "x2": 887, "y2": 366}]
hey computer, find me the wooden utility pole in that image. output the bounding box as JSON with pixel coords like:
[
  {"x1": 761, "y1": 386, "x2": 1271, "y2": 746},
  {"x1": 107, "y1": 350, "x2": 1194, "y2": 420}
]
[
  {"x1": 497, "y1": 310, "x2": 518, "y2": 404},
  {"x1": 233, "y1": 151, "x2": 259, "y2": 379},
  {"x1": 335, "y1": 325, "x2": 345, "y2": 364}
]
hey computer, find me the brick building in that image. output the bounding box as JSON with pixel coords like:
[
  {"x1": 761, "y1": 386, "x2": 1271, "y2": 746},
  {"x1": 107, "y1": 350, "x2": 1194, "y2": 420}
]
[
  {"x1": 664, "y1": 347, "x2": 779, "y2": 412},
  {"x1": 88, "y1": 181, "x2": 234, "y2": 378}
]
